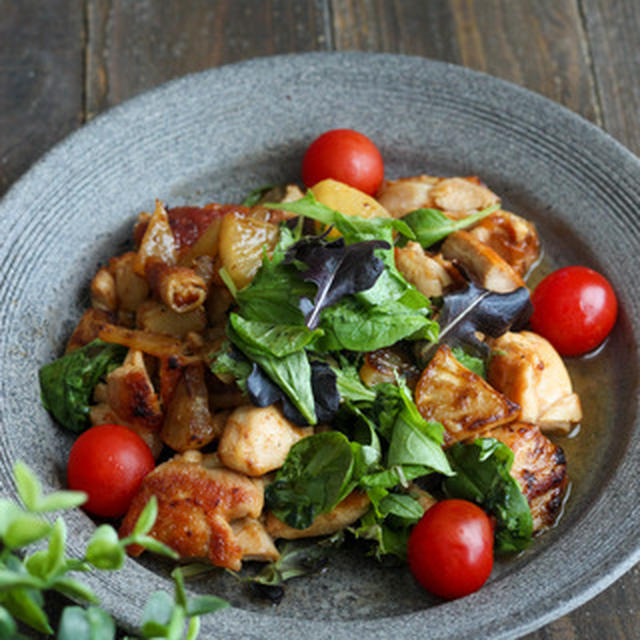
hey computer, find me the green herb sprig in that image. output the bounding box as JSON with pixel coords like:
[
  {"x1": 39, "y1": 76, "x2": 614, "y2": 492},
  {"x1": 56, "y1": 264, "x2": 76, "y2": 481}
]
[{"x1": 0, "y1": 462, "x2": 227, "y2": 639}]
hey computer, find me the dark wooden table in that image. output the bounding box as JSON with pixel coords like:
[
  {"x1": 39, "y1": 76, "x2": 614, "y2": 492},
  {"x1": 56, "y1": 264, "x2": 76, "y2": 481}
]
[{"x1": 2, "y1": 1, "x2": 639, "y2": 638}]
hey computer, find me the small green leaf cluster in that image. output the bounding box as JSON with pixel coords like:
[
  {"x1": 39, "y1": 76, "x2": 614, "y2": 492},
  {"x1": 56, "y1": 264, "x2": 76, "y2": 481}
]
[
  {"x1": 0, "y1": 462, "x2": 226, "y2": 639},
  {"x1": 38, "y1": 340, "x2": 127, "y2": 432}
]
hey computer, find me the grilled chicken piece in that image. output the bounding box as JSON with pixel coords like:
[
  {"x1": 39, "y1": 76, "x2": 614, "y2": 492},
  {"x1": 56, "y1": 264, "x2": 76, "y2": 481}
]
[
  {"x1": 395, "y1": 242, "x2": 456, "y2": 298},
  {"x1": 89, "y1": 399, "x2": 163, "y2": 458},
  {"x1": 487, "y1": 422, "x2": 567, "y2": 532},
  {"x1": 415, "y1": 345, "x2": 519, "y2": 446},
  {"x1": 218, "y1": 405, "x2": 312, "y2": 477},
  {"x1": 105, "y1": 348, "x2": 163, "y2": 432},
  {"x1": 429, "y1": 177, "x2": 499, "y2": 216},
  {"x1": 120, "y1": 451, "x2": 264, "y2": 571},
  {"x1": 90, "y1": 267, "x2": 118, "y2": 312},
  {"x1": 266, "y1": 491, "x2": 370, "y2": 540},
  {"x1": 109, "y1": 252, "x2": 150, "y2": 313},
  {"x1": 231, "y1": 517, "x2": 279, "y2": 563},
  {"x1": 66, "y1": 308, "x2": 112, "y2": 352},
  {"x1": 359, "y1": 344, "x2": 422, "y2": 389},
  {"x1": 376, "y1": 175, "x2": 439, "y2": 218},
  {"x1": 160, "y1": 363, "x2": 222, "y2": 451},
  {"x1": 488, "y1": 331, "x2": 582, "y2": 435},
  {"x1": 442, "y1": 230, "x2": 525, "y2": 293},
  {"x1": 468, "y1": 210, "x2": 540, "y2": 277}
]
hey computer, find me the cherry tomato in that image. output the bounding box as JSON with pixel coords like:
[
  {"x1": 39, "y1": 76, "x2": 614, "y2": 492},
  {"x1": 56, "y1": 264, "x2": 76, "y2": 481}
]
[
  {"x1": 302, "y1": 129, "x2": 384, "y2": 195},
  {"x1": 530, "y1": 266, "x2": 618, "y2": 356},
  {"x1": 407, "y1": 499, "x2": 494, "y2": 600},
  {"x1": 67, "y1": 424, "x2": 155, "y2": 518}
]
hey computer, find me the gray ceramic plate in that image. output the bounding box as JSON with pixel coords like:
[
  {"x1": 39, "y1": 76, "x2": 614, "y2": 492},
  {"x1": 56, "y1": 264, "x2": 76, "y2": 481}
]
[{"x1": 1, "y1": 52, "x2": 639, "y2": 639}]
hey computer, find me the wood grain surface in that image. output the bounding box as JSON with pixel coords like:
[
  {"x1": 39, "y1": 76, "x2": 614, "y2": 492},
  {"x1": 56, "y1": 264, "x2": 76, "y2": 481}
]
[{"x1": 1, "y1": 1, "x2": 638, "y2": 637}]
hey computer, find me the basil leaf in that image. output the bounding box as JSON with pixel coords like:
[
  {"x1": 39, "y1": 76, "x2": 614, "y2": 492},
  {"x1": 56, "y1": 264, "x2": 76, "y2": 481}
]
[
  {"x1": 229, "y1": 314, "x2": 322, "y2": 357},
  {"x1": 317, "y1": 295, "x2": 437, "y2": 352},
  {"x1": 451, "y1": 346, "x2": 486, "y2": 378},
  {"x1": 266, "y1": 432, "x2": 354, "y2": 529},
  {"x1": 209, "y1": 342, "x2": 252, "y2": 391},
  {"x1": 377, "y1": 493, "x2": 424, "y2": 522},
  {"x1": 400, "y1": 203, "x2": 499, "y2": 248},
  {"x1": 444, "y1": 438, "x2": 533, "y2": 552},
  {"x1": 39, "y1": 339, "x2": 127, "y2": 432},
  {"x1": 265, "y1": 191, "x2": 415, "y2": 243}
]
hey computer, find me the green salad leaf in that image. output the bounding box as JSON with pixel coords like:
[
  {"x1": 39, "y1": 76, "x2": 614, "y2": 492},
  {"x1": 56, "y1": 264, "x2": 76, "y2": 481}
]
[
  {"x1": 39, "y1": 340, "x2": 127, "y2": 432},
  {"x1": 400, "y1": 203, "x2": 499, "y2": 248},
  {"x1": 443, "y1": 438, "x2": 534, "y2": 552},
  {"x1": 265, "y1": 432, "x2": 356, "y2": 529}
]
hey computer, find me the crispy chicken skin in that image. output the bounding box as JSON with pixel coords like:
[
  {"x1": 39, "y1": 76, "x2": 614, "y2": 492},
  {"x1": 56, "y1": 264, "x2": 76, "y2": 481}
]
[
  {"x1": 415, "y1": 345, "x2": 520, "y2": 446},
  {"x1": 218, "y1": 405, "x2": 312, "y2": 477},
  {"x1": 487, "y1": 422, "x2": 568, "y2": 532},
  {"x1": 488, "y1": 331, "x2": 582, "y2": 435},
  {"x1": 266, "y1": 491, "x2": 370, "y2": 540},
  {"x1": 120, "y1": 451, "x2": 265, "y2": 570}
]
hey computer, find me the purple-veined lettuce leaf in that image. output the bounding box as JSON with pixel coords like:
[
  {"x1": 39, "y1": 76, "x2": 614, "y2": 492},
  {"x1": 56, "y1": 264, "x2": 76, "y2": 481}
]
[
  {"x1": 284, "y1": 236, "x2": 389, "y2": 330},
  {"x1": 416, "y1": 280, "x2": 532, "y2": 364}
]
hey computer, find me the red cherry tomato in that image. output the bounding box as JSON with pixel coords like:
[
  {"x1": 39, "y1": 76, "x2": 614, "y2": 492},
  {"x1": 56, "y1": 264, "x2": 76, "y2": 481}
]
[
  {"x1": 530, "y1": 266, "x2": 618, "y2": 356},
  {"x1": 68, "y1": 424, "x2": 155, "y2": 518},
  {"x1": 302, "y1": 129, "x2": 384, "y2": 195},
  {"x1": 407, "y1": 499, "x2": 494, "y2": 600}
]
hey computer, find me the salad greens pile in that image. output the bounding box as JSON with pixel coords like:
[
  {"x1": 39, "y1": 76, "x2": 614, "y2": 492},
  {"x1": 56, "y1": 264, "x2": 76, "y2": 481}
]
[
  {"x1": 0, "y1": 463, "x2": 227, "y2": 639},
  {"x1": 210, "y1": 191, "x2": 534, "y2": 558}
]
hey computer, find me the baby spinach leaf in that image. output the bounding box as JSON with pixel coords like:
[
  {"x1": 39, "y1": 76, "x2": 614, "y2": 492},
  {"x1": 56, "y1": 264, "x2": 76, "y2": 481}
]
[
  {"x1": 39, "y1": 340, "x2": 127, "y2": 432},
  {"x1": 416, "y1": 280, "x2": 532, "y2": 363},
  {"x1": 443, "y1": 438, "x2": 533, "y2": 552},
  {"x1": 284, "y1": 235, "x2": 389, "y2": 329},
  {"x1": 265, "y1": 432, "x2": 355, "y2": 529},
  {"x1": 246, "y1": 359, "x2": 338, "y2": 426},
  {"x1": 400, "y1": 203, "x2": 499, "y2": 248},
  {"x1": 229, "y1": 326, "x2": 317, "y2": 424}
]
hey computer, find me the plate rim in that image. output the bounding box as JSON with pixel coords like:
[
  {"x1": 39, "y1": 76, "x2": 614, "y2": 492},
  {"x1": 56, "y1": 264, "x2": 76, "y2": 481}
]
[{"x1": 1, "y1": 51, "x2": 639, "y2": 639}]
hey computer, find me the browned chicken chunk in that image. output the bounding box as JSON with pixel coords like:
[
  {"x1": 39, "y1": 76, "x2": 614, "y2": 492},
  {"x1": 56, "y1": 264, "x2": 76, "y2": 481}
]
[
  {"x1": 442, "y1": 230, "x2": 525, "y2": 293},
  {"x1": 266, "y1": 491, "x2": 370, "y2": 540},
  {"x1": 468, "y1": 210, "x2": 540, "y2": 277},
  {"x1": 395, "y1": 242, "x2": 456, "y2": 298},
  {"x1": 429, "y1": 177, "x2": 499, "y2": 216},
  {"x1": 415, "y1": 345, "x2": 519, "y2": 446},
  {"x1": 488, "y1": 331, "x2": 582, "y2": 435},
  {"x1": 218, "y1": 405, "x2": 312, "y2": 477},
  {"x1": 105, "y1": 348, "x2": 163, "y2": 432},
  {"x1": 120, "y1": 451, "x2": 265, "y2": 571},
  {"x1": 487, "y1": 422, "x2": 568, "y2": 532}
]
